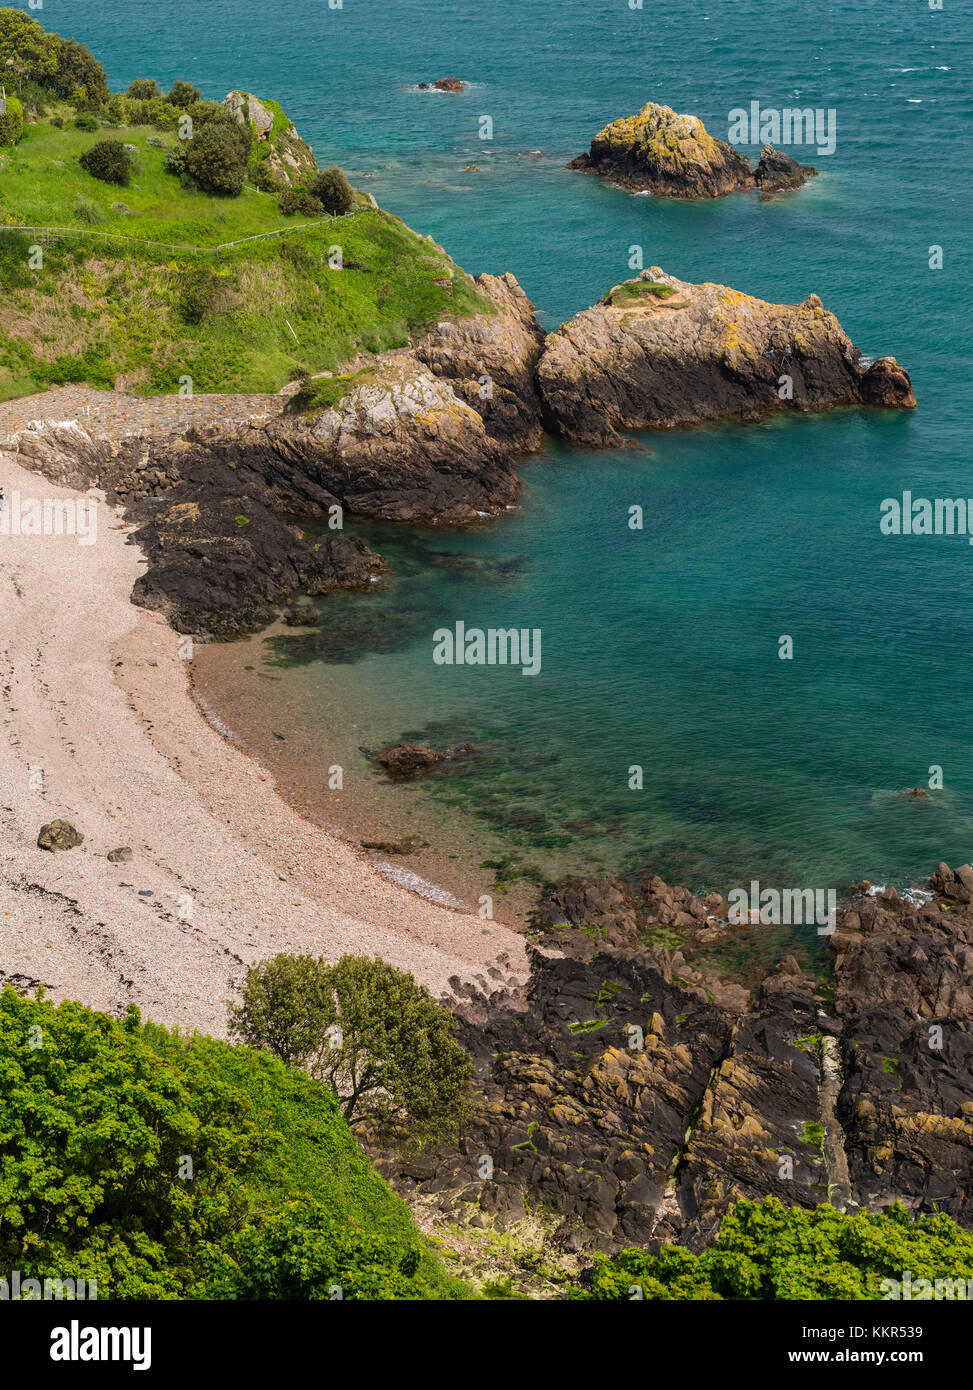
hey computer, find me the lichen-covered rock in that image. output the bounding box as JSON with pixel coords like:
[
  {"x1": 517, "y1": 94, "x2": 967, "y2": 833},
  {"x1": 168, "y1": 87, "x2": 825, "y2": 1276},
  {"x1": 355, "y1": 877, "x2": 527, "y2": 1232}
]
[
  {"x1": 568, "y1": 101, "x2": 754, "y2": 198},
  {"x1": 536, "y1": 266, "x2": 916, "y2": 445},
  {"x1": 38, "y1": 820, "x2": 84, "y2": 851}
]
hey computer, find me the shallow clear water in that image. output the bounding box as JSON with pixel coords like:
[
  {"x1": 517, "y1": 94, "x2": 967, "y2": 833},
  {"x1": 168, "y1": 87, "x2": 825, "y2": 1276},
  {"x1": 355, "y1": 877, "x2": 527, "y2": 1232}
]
[{"x1": 66, "y1": 0, "x2": 973, "y2": 891}]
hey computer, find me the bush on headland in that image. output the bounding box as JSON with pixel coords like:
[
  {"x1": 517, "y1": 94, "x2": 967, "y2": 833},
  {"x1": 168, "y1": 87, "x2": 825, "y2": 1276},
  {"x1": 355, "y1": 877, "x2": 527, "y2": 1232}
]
[
  {"x1": 228, "y1": 952, "x2": 476, "y2": 1146},
  {"x1": 0, "y1": 92, "x2": 23, "y2": 145},
  {"x1": 0, "y1": 985, "x2": 469, "y2": 1299},
  {"x1": 572, "y1": 1196, "x2": 973, "y2": 1299},
  {"x1": 78, "y1": 137, "x2": 133, "y2": 186},
  {"x1": 182, "y1": 111, "x2": 250, "y2": 196}
]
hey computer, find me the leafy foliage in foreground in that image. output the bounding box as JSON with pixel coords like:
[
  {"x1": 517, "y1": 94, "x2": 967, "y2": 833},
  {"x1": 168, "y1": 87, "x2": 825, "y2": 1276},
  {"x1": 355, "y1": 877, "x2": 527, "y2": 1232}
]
[
  {"x1": 573, "y1": 1196, "x2": 973, "y2": 1300},
  {"x1": 228, "y1": 953, "x2": 476, "y2": 1145},
  {"x1": 0, "y1": 986, "x2": 468, "y2": 1299}
]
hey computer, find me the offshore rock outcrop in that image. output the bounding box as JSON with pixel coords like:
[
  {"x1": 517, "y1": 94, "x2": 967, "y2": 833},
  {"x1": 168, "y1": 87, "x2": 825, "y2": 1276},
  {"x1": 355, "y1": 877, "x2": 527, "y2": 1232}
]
[
  {"x1": 536, "y1": 267, "x2": 916, "y2": 445},
  {"x1": 754, "y1": 144, "x2": 818, "y2": 197},
  {"x1": 568, "y1": 102, "x2": 821, "y2": 201},
  {"x1": 375, "y1": 864, "x2": 973, "y2": 1260}
]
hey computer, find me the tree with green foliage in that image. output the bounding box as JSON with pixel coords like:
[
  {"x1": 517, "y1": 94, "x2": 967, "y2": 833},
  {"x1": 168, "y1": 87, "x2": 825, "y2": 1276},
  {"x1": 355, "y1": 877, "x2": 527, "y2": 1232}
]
[
  {"x1": 0, "y1": 93, "x2": 23, "y2": 145},
  {"x1": 572, "y1": 1196, "x2": 973, "y2": 1300},
  {"x1": 0, "y1": 11, "x2": 107, "y2": 104},
  {"x1": 53, "y1": 37, "x2": 109, "y2": 106},
  {"x1": 309, "y1": 164, "x2": 355, "y2": 215},
  {"x1": 228, "y1": 953, "x2": 475, "y2": 1143},
  {"x1": 79, "y1": 138, "x2": 133, "y2": 185},
  {"x1": 167, "y1": 79, "x2": 200, "y2": 107},
  {"x1": 0, "y1": 987, "x2": 264, "y2": 1298},
  {"x1": 0, "y1": 8, "x2": 58, "y2": 87},
  {"x1": 0, "y1": 986, "x2": 466, "y2": 1300},
  {"x1": 126, "y1": 77, "x2": 159, "y2": 100},
  {"x1": 183, "y1": 112, "x2": 249, "y2": 195}
]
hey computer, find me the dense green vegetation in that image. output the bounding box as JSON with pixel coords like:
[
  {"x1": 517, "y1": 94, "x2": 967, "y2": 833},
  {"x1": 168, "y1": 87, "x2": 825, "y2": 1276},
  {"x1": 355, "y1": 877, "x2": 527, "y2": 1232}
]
[
  {"x1": 0, "y1": 986, "x2": 469, "y2": 1299},
  {"x1": 572, "y1": 1197, "x2": 973, "y2": 1300},
  {"x1": 229, "y1": 953, "x2": 475, "y2": 1144},
  {"x1": 0, "y1": 10, "x2": 489, "y2": 400}
]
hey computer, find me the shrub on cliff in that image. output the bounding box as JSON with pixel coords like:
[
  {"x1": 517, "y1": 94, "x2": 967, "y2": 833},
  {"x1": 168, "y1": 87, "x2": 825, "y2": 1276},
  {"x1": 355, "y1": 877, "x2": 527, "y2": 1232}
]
[
  {"x1": 309, "y1": 165, "x2": 354, "y2": 215},
  {"x1": 79, "y1": 138, "x2": 132, "y2": 186},
  {"x1": 0, "y1": 11, "x2": 108, "y2": 105},
  {"x1": 167, "y1": 79, "x2": 200, "y2": 107},
  {"x1": 228, "y1": 953, "x2": 475, "y2": 1144},
  {"x1": 572, "y1": 1196, "x2": 973, "y2": 1300},
  {"x1": 183, "y1": 112, "x2": 249, "y2": 195},
  {"x1": 125, "y1": 77, "x2": 159, "y2": 100},
  {"x1": 202, "y1": 1199, "x2": 437, "y2": 1300},
  {"x1": 177, "y1": 266, "x2": 220, "y2": 324},
  {"x1": 0, "y1": 93, "x2": 24, "y2": 146},
  {"x1": 0, "y1": 985, "x2": 466, "y2": 1299}
]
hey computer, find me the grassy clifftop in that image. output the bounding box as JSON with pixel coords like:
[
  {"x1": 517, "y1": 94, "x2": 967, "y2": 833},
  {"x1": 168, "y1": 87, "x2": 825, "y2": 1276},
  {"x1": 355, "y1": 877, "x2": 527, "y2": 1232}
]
[{"x1": 0, "y1": 106, "x2": 489, "y2": 399}]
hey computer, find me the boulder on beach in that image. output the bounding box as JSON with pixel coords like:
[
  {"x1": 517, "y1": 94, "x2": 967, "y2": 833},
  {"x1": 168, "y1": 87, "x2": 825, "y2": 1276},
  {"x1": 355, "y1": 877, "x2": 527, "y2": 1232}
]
[
  {"x1": 38, "y1": 820, "x2": 84, "y2": 851},
  {"x1": 372, "y1": 742, "x2": 476, "y2": 777}
]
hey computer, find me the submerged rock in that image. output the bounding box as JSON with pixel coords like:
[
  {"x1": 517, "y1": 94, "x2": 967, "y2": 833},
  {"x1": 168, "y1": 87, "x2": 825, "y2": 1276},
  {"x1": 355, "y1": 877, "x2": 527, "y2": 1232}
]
[
  {"x1": 282, "y1": 601, "x2": 320, "y2": 627},
  {"x1": 372, "y1": 742, "x2": 476, "y2": 777},
  {"x1": 536, "y1": 266, "x2": 916, "y2": 445},
  {"x1": 568, "y1": 101, "x2": 754, "y2": 198}
]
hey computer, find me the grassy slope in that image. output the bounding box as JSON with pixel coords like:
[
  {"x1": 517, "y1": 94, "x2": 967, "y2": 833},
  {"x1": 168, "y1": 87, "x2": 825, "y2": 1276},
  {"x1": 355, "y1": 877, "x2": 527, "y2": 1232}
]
[
  {"x1": 0, "y1": 110, "x2": 491, "y2": 398},
  {"x1": 144, "y1": 1025, "x2": 471, "y2": 1298}
]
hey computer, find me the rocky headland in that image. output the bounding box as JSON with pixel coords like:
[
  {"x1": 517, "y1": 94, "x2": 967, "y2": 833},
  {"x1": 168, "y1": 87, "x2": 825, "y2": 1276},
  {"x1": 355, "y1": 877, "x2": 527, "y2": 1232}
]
[
  {"x1": 1, "y1": 260, "x2": 915, "y2": 626},
  {"x1": 568, "y1": 101, "x2": 817, "y2": 199},
  {"x1": 536, "y1": 267, "x2": 916, "y2": 445}
]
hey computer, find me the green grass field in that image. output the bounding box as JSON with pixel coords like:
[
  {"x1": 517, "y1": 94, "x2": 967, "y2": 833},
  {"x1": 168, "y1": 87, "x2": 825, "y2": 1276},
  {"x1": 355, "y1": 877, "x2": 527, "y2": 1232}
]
[{"x1": 0, "y1": 111, "x2": 491, "y2": 398}]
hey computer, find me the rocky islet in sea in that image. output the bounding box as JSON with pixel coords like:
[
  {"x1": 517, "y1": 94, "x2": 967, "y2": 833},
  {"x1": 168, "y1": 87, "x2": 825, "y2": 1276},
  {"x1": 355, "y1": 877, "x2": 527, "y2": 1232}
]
[{"x1": 569, "y1": 100, "x2": 819, "y2": 199}]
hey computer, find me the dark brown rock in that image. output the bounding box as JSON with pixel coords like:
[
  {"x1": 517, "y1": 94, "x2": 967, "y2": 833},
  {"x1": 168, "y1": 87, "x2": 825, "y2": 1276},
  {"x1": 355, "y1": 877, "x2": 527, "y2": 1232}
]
[{"x1": 754, "y1": 144, "x2": 818, "y2": 196}]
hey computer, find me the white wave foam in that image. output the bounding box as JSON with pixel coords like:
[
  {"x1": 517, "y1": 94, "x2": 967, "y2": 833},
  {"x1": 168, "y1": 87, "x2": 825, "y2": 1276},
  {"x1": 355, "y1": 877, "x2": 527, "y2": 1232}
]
[{"x1": 375, "y1": 860, "x2": 469, "y2": 909}]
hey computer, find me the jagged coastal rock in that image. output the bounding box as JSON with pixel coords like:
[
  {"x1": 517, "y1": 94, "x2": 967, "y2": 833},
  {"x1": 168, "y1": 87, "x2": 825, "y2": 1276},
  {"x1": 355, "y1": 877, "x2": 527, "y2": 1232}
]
[
  {"x1": 754, "y1": 143, "x2": 818, "y2": 196},
  {"x1": 414, "y1": 271, "x2": 545, "y2": 451},
  {"x1": 536, "y1": 267, "x2": 916, "y2": 445},
  {"x1": 569, "y1": 101, "x2": 754, "y2": 198},
  {"x1": 221, "y1": 90, "x2": 318, "y2": 185},
  {"x1": 417, "y1": 77, "x2": 466, "y2": 92},
  {"x1": 569, "y1": 102, "x2": 817, "y2": 198},
  {"x1": 373, "y1": 863, "x2": 973, "y2": 1255}
]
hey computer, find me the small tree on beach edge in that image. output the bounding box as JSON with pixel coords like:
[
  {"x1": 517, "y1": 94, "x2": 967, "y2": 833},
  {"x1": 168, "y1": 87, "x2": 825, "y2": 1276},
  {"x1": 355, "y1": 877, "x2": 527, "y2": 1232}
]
[{"x1": 228, "y1": 952, "x2": 475, "y2": 1144}]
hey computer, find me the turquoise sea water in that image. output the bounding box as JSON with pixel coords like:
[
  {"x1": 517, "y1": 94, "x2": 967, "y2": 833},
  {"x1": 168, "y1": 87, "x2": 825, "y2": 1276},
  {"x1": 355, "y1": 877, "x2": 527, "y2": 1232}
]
[{"x1": 53, "y1": 0, "x2": 973, "y2": 890}]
